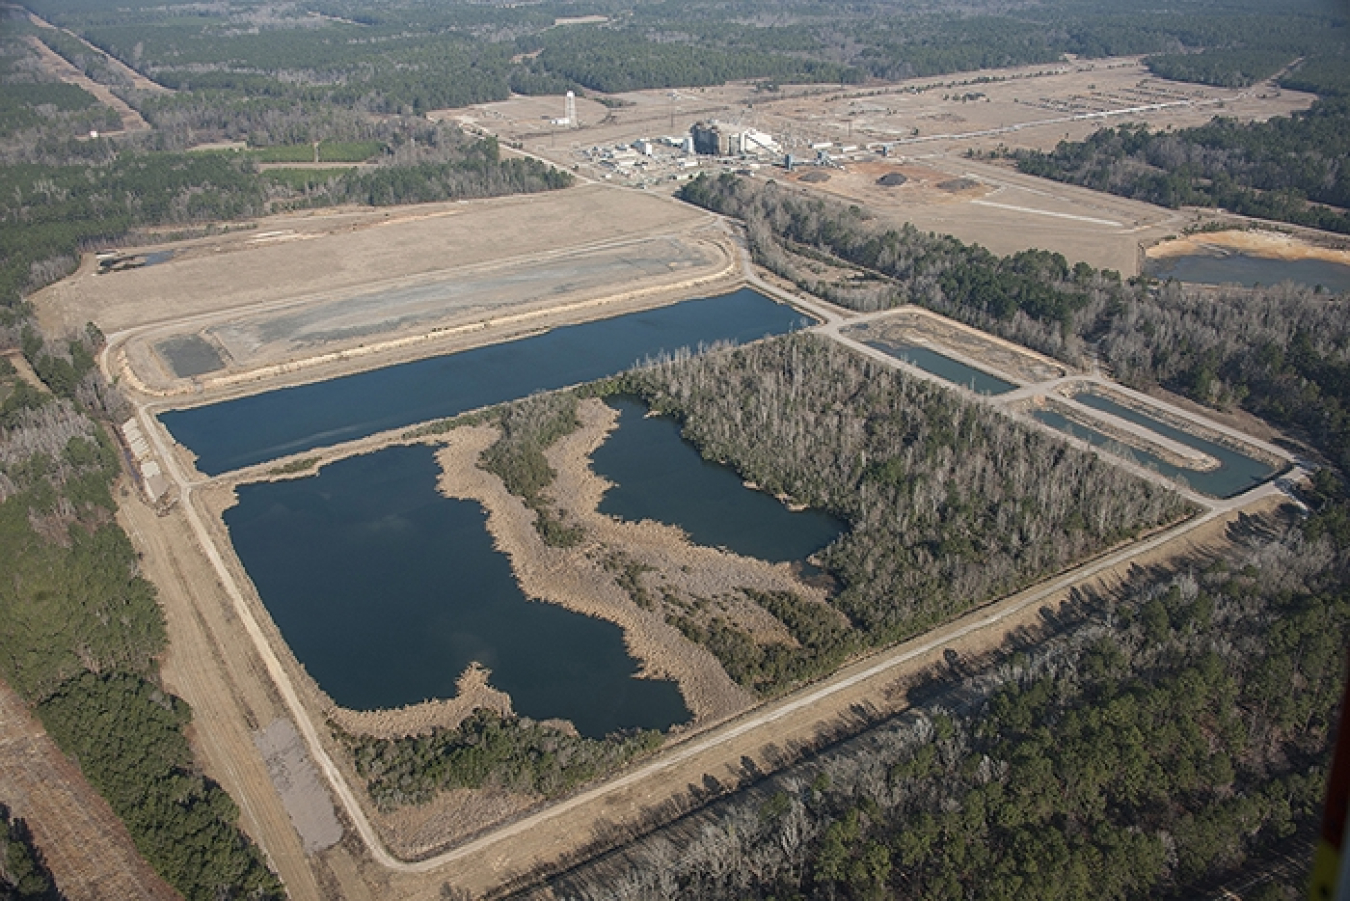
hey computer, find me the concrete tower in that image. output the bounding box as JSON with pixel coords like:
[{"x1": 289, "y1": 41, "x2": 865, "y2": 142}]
[{"x1": 564, "y1": 91, "x2": 576, "y2": 128}]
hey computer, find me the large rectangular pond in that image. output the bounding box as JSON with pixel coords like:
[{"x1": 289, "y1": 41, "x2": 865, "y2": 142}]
[{"x1": 163, "y1": 288, "x2": 811, "y2": 475}]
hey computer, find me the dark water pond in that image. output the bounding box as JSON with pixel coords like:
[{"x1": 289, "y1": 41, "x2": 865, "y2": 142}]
[
  {"x1": 592, "y1": 397, "x2": 845, "y2": 563},
  {"x1": 1033, "y1": 393, "x2": 1280, "y2": 498},
  {"x1": 163, "y1": 288, "x2": 811, "y2": 475},
  {"x1": 158, "y1": 335, "x2": 226, "y2": 378},
  {"x1": 225, "y1": 445, "x2": 689, "y2": 738},
  {"x1": 1147, "y1": 252, "x2": 1350, "y2": 294},
  {"x1": 860, "y1": 340, "x2": 1015, "y2": 395}
]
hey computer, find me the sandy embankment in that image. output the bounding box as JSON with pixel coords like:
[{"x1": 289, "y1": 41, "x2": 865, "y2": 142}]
[
  {"x1": 434, "y1": 399, "x2": 802, "y2": 728},
  {"x1": 1146, "y1": 228, "x2": 1350, "y2": 264}
]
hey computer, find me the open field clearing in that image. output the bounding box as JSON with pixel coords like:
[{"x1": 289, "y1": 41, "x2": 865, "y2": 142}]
[
  {"x1": 449, "y1": 58, "x2": 1311, "y2": 159},
  {"x1": 119, "y1": 233, "x2": 728, "y2": 396},
  {"x1": 32, "y1": 185, "x2": 739, "y2": 399},
  {"x1": 776, "y1": 154, "x2": 1182, "y2": 273}
]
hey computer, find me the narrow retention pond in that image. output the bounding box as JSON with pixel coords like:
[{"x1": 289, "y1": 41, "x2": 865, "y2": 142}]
[
  {"x1": 860, "y1": 340, "x2": 1015, "y2": 395},
  {"x1": 1146, "y1": 253, "x2": 1350, "y2": 294},
  {"x1": 592, "y1": 397, "x2": 845, "y2": 563},
  {"x1": 225, "y1": 445, "x2": 690, "y2": 738},
  {"x1": 163, "y1": 288, "x2": 811, "y2": 475},
  {"x1": 1033, "y1": 392, "x2": 1280, "y2": 498}
]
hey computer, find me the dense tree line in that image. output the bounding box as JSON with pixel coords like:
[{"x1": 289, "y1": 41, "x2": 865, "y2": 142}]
[
  {"x1": 550, "y1": 496, "x2": 1349, "y2": 901},
  {"x1": 669, "y1": 587, "x2": 861, "y2": 697},
  {"x1": 623, "y1": 335, "x2": 1191, "y2": 645},
  {"x1": 39, "y1": 674, "x2": 281, "y2": 901},
  {"x1": 0, "y1": 36, "x2": 118, "y2": 142},
  {"x1": 1096, "y1": 282, "x2": 1350, "y2": 470},
  {"x1": 0, "y1": 331, "x2": 281, "y2": 899},
  {"x1": 32, "y1": 27, "x2": 128, "y2": 89},
  {"x1": 17, "y1": 0, "x2": 1345, "y2": 120},
  {"x1": 680, "y1": 172, "x2": 1120, "y2": 364},
  {"x1": 0, "y1": 804, "x2": 57, "y2": 901},
  {"x1": 527, "y1": 28, "x2": 858, "y2": 95},
  {"x1": 338, "y1": 709, "x2": 663, "y2": 810},
  {"x1": 1015, "y1": 98, "x2": 1350, "y2": 234}
]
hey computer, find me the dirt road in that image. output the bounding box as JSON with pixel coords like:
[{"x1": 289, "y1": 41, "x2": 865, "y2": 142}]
[{"x1": 119, "y1": 490, "x2": 326, "y2": 901}]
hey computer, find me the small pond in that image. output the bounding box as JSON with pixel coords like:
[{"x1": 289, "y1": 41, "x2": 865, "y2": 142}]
[
  {"x1": 1146, "y1": 252, "x2": 1350, "y2": 294},
  {"x1": 1033, "y1": 393, "x2": 1281, "y2": 498},
  {"x1": 860, "y1": 340, "x2": 1015, "y2": 395},
  {"x1": 225, "y1": 445, "x2": 690, "y2": 738},
  {"x1": 592, "y1": 396, "x2": 845, "y2": 563},
  {"x1": 157, "y1": 335, "x2": 226, "y2": 378}
]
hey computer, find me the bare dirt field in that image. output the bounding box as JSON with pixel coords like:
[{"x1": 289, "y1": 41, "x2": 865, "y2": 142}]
[
  {"x1": 449, "y1": 58, "x2": 1311, "y2": 158},
  {"x1": 437, "y1": 57, "x2": 1314, "y2": 275},
  {"x1": 774, "y1": 153, "x2": 1189, "y2": 273},
  {"x1": 34, "y1": 185, "x2": 741, "y2": 400},
  {"x1": 0, "y1": 680, "x2": 180, "y2": 901},
  {"x1": 38, "y1": 186, "x2": 711, "y2": 337}
]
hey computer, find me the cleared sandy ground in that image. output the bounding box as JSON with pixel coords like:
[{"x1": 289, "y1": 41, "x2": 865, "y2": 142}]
[
  {"x1": 115, "y1": 234, "x2": 731, "y2": 397},
  {"x1": 449, "y1": 58, "x2": 1311, "y2": 159},
  {"x1": 1147, "y1": 228, "x2": 1350, "y2": 264},
  {"x1": 34, "y1": 184, "x2": 719, "y2": 338},
  {"x1": 773, "y1": 154, "x2": 1188, "y2": 274}
]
